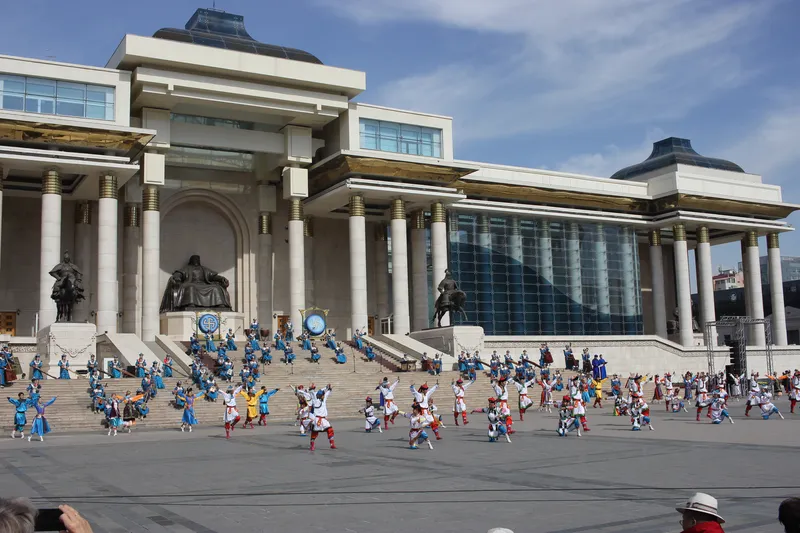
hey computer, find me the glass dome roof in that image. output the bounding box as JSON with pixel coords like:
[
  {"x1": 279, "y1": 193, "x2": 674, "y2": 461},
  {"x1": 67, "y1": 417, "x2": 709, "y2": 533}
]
[
  {"x1": 153, "y1": 8, "x2": 323, "y2": 65},
  {"x1": 611, "y1": 137, "x2": 744, "y2": 180}
]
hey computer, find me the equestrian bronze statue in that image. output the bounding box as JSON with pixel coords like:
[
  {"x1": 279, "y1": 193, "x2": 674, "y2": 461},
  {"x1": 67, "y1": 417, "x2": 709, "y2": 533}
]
[
  {"x1": 50, "y1": 251, "x2": 85, "y2": 322},
  {"x1": 432, "y1": 269, "x2": 468, "y2": 327}
]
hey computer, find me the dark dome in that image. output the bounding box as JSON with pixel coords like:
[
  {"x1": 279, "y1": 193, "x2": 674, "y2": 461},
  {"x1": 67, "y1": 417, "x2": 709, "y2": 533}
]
[
  {"x1": 153, "y1": 8, "x2": 323, "y2": 65},
  {"x1": 611, "y1": 137, "x2": 744, "y2": 180}
]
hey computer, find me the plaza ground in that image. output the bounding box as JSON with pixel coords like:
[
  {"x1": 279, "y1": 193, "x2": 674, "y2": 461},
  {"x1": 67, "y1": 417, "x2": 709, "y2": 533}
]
[{"x1": 0, "y1": 401, "x2": 798, "y2": 533}]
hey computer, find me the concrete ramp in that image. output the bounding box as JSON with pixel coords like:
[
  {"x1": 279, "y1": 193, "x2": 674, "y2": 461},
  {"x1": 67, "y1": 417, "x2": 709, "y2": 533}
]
[
  {"x1": 96, "y1": 333, "x2": 156, "y2": 367},
  {"x1": 155, "y1": 335, "x2": 194, "y2": 375},
  {"x1": 377, "y1": 333, "x2": 456, "y2": 367},
  {"x1": 362, "y1": 335, "x2": 407, "y2": 365}
]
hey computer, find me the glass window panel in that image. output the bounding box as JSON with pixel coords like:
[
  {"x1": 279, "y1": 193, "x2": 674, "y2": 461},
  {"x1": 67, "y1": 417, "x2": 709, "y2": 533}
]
[
  {"x1": 56, "y1": 98, "x2": 85, "y2": 117},
  {"x1": 0, "y1": 74, "x2": 25, "y2": 93},
  {"x1": 105, "y1": 103, "x2": 115, "y2": 121},
  {"x1": 86, "y1": 85, "x2": 114, "y2": 103},
  {"x1": 86, "y1": 102, "x2": 106, "y2": 120},
  {"x1": 25, "y1": 96, "x2": 55, "y2": 114},
  {"x1": 56, "y1": 81, "x2": 86, "y2": 100},
  {"x1": 26, "y1": 78, "x2": 56, "y2": 97},
  {"x1": 1, "y1": 93, "x2": 24, "y2": 111}
]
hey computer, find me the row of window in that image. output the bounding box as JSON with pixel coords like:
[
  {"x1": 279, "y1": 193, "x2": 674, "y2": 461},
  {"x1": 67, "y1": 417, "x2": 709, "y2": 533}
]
[
  {"x1": 0, "y1": 73, "x2": 115, "y2": 121},
  {"x1": 360, "y1": 118, "x2": 442, "y2": 158}
]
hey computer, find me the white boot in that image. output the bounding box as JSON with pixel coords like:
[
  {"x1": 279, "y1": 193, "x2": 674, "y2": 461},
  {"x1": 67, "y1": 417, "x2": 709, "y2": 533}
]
[
  {"x1": 39, "y1": 435, "x2": 43, "y2": 442},
  {"x1": 426, "y1": 440, "x2": 434, "y2": 450},
  {"x1": 11, "y1": 431, "x2": 15, "y2": 439},
  {"x1": 504, "y1": 433, "x2": 512, "y2": 443},
  {"x1": 127, "y1": 426, "x2": 132, "y2": 433},
  {"x1": 113, "y1": 429, "x2": 118, "y2": 436},
  {"x1": 27, "y1": 436, "x2": 31, "y2": 442},
  {"x1": 729, "y1": 417, "x2": 735, "y2": 424},
  {"x1": 180, "y1": 425, "x2": 185, "y2": 432},
  {"x1": 108, "y1": 429, "x2": 112, "y2": 436},
  {"x1": 377, "y1": 426, "x2": 383, "y2": 433},
  {"x1": 778, "y1": 412, "x2": 785, "y2": 420},
  {"x1": 649, "y1": 424, "x2": 655, "y2": 431},
  {"x1": 189, "y1": 425, "x2": 192, "y2": 432}
]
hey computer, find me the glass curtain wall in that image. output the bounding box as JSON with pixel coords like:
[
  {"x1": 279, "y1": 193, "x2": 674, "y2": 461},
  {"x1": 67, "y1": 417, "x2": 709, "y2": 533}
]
[{"x1": 447, "y1": 212, "x2": 643, "y2": 335}]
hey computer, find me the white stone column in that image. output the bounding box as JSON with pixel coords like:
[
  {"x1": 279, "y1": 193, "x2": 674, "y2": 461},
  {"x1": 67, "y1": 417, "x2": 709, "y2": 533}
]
[
  {"x1": 141, "y1": 185, "x2": 160, "y2": 341},
  {"x1": 375, "y1": 224, "x2": 390, "y2": 320},
  {"x1": 288, "y1": 199, "x2": 306, "y2": 329},
  {"x1": 390, "y1": 199, "x2": 410, "y2": 334},
  {"x1": 767, "y1": 233, "x2": 787, "y2": 345},
  {"x1": 39, "y1": 169, "x2": 62, "y2": 330},
  {"x1": 430, "y1": 202, "x2": 449, "y2": 327},
  {"x1": 349, "y1": 195, "x2": 368, "y2": 334},
  {"x1": 304, "y1": 216, "x2": 315, "y2": 306},
  {"x1": 565, "y1": 222, "x2": 583, "y2": 334},
  {"x1": 620, "y1": 228, "x2": 637, "y2": 334},
  {"x1": 649, "y1": 229, "x2": 667, "y2": 338},
  {"x1": 73, "y1": 202, "x2": 93, "y2": 323},
  {"x1": 257, "y1": 212, "x2": 273, "y2": 329},
  {"x1": 121, "y1": 203, "x2": 140, "y2": 334},
  {"x1": 411, "y1": 210, "x2": 429, "y2": 331},
  {"x1": 594, "y1": 224, "x2": 611, "y2": 333},
  {"x1": 696, "y1": 226, "x2": 717, "y2": 346},
  {"x1": 96, "y1": 174, "x2": 119, "y2": 335},
  {"x1": 673, "y1": 224, "x2": 693, "y2": 347},
  {"x1": 745, "y1": 231, "x2": 766, "y2": 346},
  {"x1": 509, "y1": 216, "x2": 525, "y2": 334}
]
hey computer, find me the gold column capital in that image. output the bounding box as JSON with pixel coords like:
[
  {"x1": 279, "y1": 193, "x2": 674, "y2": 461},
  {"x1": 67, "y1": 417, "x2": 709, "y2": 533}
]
[
  {"x1": 390, "y1": 198, "x2": 405, "y2": 220},
  {"x1": 745, "y1": 230, "x2": 759, "y2": 248},
  {"x1": 430, "y1": 202, "x2": 446, "y2": 224},
  {"x1": 648, "y1": 229, "x2": 661, "y2": 246},
  {"x1": 124, "y1": 204, "x2": 140, "y2": 228},
  {"x1": 672, "y1": 223, "x2": 686, "y2": 242},
  {"x1": 289, "y1": 199, "x2": 303, "y2": 221},
  {"x1": 258, "y1": 213, "x2": 272, "y2": 235},
  {"x1": 411, "y1": 210, "x2": 425, "y2": 230},
  {"x1": 42, "y1": 169, "x2": 61, "y2": 195},
  {"x1": 697, "y1": 226, "x2": 709, "y2": 244},
  {"x1": 767, "y1": 232, "x2": 779, "y2": 249},
  {"x1": 142, "y1": 185, "x2": 159, "y2": 211},
  {"x1": 75, "y1": 201, "x2": 93, "y2": 225},
  {"x1": 98, "y1": 174, "x2": 118, "y2": 199},
  {"x1": 303, "y1": 216, "x2": 314, "y2": 238},
  {"x1": 349, "y1": 194, "x2": 365, "y2": 217}
]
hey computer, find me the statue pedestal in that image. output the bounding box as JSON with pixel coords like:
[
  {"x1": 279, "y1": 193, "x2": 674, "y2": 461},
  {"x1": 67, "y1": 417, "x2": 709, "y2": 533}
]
[
  {"x1": 37, "y1": 323, "x2": 97, "y2": 377},
  {"x1": 160, "y1": 311, "x2": 245, "y2": 341},
  {"x1": 410, "y1": 326, "x2": 484, "y2": 358}
]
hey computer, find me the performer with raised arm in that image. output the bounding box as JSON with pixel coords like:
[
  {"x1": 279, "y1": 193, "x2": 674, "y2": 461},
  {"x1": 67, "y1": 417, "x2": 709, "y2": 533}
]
[
  {"x1": 378, "y1": 377, "x2": 400, "y2": 429},
  {"x1": 790, "y1": 369, "x2": 800, "y2": 415},
  {"x1": 451, "y1": 377, "x2": 474, "y2": 426},
  {"x1": 510, "y1": 374, "x2": 536, "y2": 421},
  {"x1": 400, "y1": 403, "x2": 433, "y2": 450},
  {"x1": 219, "y1": 384, "x2": 244, "y2": 439},
  {"x1": 758, "y1": 386, "x2": 785, "y2": 420},
  {"x1": 410, "y1": 382, "x2": 442, "y2": 440},
  {"x1": 537, "y1": 373, "x2": 554, "y2": 414},
  {"x1": 491, "y1": 377, "x2": 515, "y2": 434},
  {"x1": 472, "y1": 397, "x2": 512, "y2": 443},
  {"x1": 28, "y1": 396, "x2": 57, "y2": 442},
  {"x1": 308, "y1": 384, "x2": 335, "y2": 451},
  {"x1": 630, "y1": 398, "x2": 654, "y2": 431},
  {"x1": 557, "y1": 395, "x2": 581, "y2": 438},
  {"x1": 709, "y1": 389, "x2": 733, "y2": 425},
  {"x1": 359, "y1": 396, "x2": 383, "y2": 433},
  {"x1": 240, "y1": 387, "x2": 265, "y2": 429},
  {"x1": 7, "y1": 392, "x2": 31, "y2": 439},
  {"x1": 256, "y1": 386, "x2": 279, "y2": 426}
]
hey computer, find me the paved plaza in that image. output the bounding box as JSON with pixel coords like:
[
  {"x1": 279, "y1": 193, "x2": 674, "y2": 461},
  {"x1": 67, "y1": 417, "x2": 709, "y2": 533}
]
[{"x1": 1, "y1": 402, "x2": 798, "y2": 533}]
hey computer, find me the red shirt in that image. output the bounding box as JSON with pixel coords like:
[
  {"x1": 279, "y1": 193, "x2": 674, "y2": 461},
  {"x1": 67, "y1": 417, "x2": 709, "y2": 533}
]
[{"x1": 682, "y1": 522, "x2": 725, "y2": 533}]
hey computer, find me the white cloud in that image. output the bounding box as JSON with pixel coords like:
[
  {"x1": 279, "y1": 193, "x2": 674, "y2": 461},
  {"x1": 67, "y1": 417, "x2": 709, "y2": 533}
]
[
  {"x1": 556, "y1": 128, "x2": 665, "y2": 178},
  {"x1": 320, "y1": 0, "x2": 771, "y2": 142}
]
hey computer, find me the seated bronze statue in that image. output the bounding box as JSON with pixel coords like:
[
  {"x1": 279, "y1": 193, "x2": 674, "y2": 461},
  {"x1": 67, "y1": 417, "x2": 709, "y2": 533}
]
[{"x1": 160, "y1": 255, "x2": 232, "y2": 313}]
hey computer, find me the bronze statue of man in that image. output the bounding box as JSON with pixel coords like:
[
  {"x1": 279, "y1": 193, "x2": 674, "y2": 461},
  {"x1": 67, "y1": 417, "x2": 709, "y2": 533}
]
[
  {"x1": 436, "y1": 269, "x2": 459, "y2": 310},
  {"x1": 50, "y1": 251, "x2": 85, "y2": 322},
  {"x1": 160, "y1": 255, "x2": 232, "y2": 312}
]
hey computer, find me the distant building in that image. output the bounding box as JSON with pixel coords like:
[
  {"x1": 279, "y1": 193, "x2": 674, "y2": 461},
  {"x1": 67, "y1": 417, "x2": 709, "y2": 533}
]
[
  {"x1": 737, "y1": 256, "x2": 800, "y2": 285},
  {"x1": 713, "y1": 267, "x2": 744, "y2": 291}
]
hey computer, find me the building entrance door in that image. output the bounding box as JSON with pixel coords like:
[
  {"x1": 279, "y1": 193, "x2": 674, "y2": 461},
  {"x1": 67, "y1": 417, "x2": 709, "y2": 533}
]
[
  {"x1": 367, "y1": 316, "x2": 375, "y2": 336},
  {"x1": 0, "y1": 312, "x2": 16, "y2": 336},
  {"x1": 277, "y1": 315, "x2": 290, "y2": 337}
]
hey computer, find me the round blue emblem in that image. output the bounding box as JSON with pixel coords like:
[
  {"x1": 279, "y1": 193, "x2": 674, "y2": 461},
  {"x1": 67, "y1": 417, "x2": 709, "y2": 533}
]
[
  {"x1": 198, "y1": 314, "x2": 220, "y2": 335},
  {"x1": 304, "y1": 313, "x2": 326, "y2": 336}
]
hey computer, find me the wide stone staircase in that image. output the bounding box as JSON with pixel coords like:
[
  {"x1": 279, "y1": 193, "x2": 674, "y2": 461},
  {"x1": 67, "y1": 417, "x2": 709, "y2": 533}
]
[{"x1": 3, "y1": 345, "x2": 657, "y2": 433}]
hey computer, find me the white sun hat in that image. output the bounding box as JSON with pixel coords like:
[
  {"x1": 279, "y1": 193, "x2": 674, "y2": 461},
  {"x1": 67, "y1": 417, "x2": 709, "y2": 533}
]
[{"x1": 676, "y1": 492, "x2": 725, "y2": 523}]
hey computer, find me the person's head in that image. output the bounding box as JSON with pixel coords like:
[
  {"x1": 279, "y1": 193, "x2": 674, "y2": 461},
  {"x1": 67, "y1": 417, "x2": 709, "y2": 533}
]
[
  {"x1": 17, "y1": 392, "x2": 24, "y2": 400},
  {"x1": 0, "y1": 497, "x2": 36, "y2": 533},
  {"x1": 779, "y1": 497, "x2": 800, "y2": 533},
  {"x1": 676, "y1": 493, "x2": 725, "y2": 531},
  {"x1": 365, "y1": 396, "x2": 373, "y2": 405}
]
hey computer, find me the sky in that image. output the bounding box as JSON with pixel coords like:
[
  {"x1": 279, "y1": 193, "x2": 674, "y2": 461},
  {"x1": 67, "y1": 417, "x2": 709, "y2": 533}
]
[{"x1": 2, "y1": 0, "x2": 798, "y2": 284}]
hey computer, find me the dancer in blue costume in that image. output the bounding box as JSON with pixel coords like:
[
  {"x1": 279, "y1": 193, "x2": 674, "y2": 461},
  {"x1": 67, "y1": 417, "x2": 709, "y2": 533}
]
[
  {"x1": 134, "y1": 354, "x2": 147, "y2": 378},
  {"x1": 260, "y1": 343, "x2": 272, "y2": 365},
  {"x1": 225, "y1": 328, "x2": 237, "y2": 351},
  {"x1": 204, "y1": 332, "x2": 217, "y2": 353},
  {"x1": 310, "y1": 344, "x2": 321, "y2": 363},
  {"x1": 353, "y1": 329, "x2": 364, "y2": 351},
  {"x1": 109, "y1": 357, "x2": 123, "y2": 378},
  {"x1": 284, "y1": 319, "x2": 295, "y2": 342},
  {"x1": 257, "y1": 386, "x2": 280, "y2": 425},
  {"x1": 284, "y1": 344, "x2": 296, "y2": 365},
  {"x1": 177, "y1": 388, "x2": 205, "y2": 432},
  {"x1": 29, "y1": 355, "x2": 44, "y2": 381},
  {"x1": 91, "y1": 382, "x2": 105, "y2": 413},
  {"x1": 301, "y1": 332, "x2": 312, "y2": 351},
  {"x1": 27, "y1": 380, "x2": 42, "y2": 402},
  {"x1": 274, "y1": 332, "x2": 286, "y2": 352},
  {"x1": 239, "y1": 366, "x2": 251, "y2": 384},
  {"x1": 0, "y1": 355, "x2": 7, "y2": 387},
  {"x1": 151, "y1": 361, "x2": 165, "y2": 389},
  {"x1": 221, "y1": 360, "x2": 234, "y2": 382},
  {"x1": 7, "y1": 392, "x2": 32, "y2": 438},
  {"x1": 190, "y1": 334, "x2": 201, "y2": 355},
  {"x1": 163, "y1": 356, "x2": 174, "y2": 378},
  {"x1": 365, "y1": 343, "x2": 376, "y2": 362},
  {"x1": 249, "y1": 360, "x2": 260, "y2": 379},
  {"x1": 335, "y1": 345, "x2": 347, "y2": 364},
  {"x1": 205, "y1": 380, "x2": 219, "y2": 402},
  {"x1": 173, "y1": 382, "x2": 186, "y2": 408},
  {"x1": 28, "y1": 396, "x2": 57, "y2": 442},
  {"x1": 250, "y1": 318, "x2": 260, "y2": 340},
  {"x1": 134, "y1": 389, "x2": 149, "y2": 418},
  {"x1": 325, "y1": 330, "x2": 337, "y2": 351},
  {"x1": 249, "y1": 332, "x2": 260, "y2": 352},
  {"x1": 141, "y1": 375, "x2": 156, "y2": 399},
  {"x1": 88, "y1": 370, "x2": 102, "y2": 389},
  {"x1": 218, "y1": 345, "x2": 228, "y2": 361},
  {"x1": 472, "y1": 355, "x2": 484, "y2": 371},
  {"x1": 58, "y1": 355, "x2": 70, "y2": 379},
  {"x1": 432, "y1": 354, "x2": 442, "y2": 376},
  {"x1": 86, "y1": 354, "x2": 100, "y2": 376}
]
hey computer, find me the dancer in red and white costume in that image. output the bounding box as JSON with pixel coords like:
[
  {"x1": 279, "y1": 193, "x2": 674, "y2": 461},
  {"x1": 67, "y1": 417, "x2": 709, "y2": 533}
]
[
  {"x1": 511, "y1": 375, "x2": 536, "y2": 420},
  {"x1": 695, "y1": 373, "x2": 711, "y2": 421},
  {"x1": 571, "y1": 389, "x2": 590, "y2": 432},
  {"x1": 378, "y1": 377, "x2": 400, "y2": 429},
  {"x1": 663, "y1": 373, "x2": 675, "y2": 412},
  {"x1": 290, "y1": 384, "x2": 313, "y2": 435},
  {"x1": 219, "y1": 385, "x2": 243, "y2": 439},
  {"x1": 537, "y1": 375, "x2": 554, "y2": 413},
  {"x1": 308, "y1": 384, "x2": 336, "y2": 450},
  {"x1": 790, "y1": 369, "x2": 800, "y2": 415},
  {"x1": 410, "y1": 383, "x2": 442, "y2": 440},
  {"x1": 451, "y1": 378, "x2": 474, "y2": 426},
  {"x1": 628, "y1": 374, "x2": 645, "y2": 406},
  {"x1": 745, "y1": 372, "x2": 761, "y2": 417},
  {"x1": 491, "y1": 377, "x2": 515, "y2": 434}
]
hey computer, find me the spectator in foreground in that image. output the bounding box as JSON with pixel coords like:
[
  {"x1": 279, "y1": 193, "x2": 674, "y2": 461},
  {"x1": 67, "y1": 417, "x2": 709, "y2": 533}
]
[
  {"x1": 0, "y1": 499, "x2": 93, "y2": 533},
  {"x1": 676, "y1": 492, "x2": 725, "y2": 533},
  {"x1": 779, "y1": 498, "x2": 800, "y2": 533}
]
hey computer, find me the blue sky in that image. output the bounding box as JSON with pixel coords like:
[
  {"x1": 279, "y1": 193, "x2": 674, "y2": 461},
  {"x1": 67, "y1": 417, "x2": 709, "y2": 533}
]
[{"x1": 2, "y1": 0, "x2": 798, "y2": 282}]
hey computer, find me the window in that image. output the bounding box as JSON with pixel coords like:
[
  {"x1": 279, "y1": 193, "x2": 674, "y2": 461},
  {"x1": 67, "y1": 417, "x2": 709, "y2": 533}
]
[
  {"x1": 170, "y1": 113, "x2": 256, "y2": 130},
  {"x1": 0, "y1": 73, "x2": 114, "y2": 120},
  {"x1": 359, "y1": 118, "x2": 442, "y2": 158}
]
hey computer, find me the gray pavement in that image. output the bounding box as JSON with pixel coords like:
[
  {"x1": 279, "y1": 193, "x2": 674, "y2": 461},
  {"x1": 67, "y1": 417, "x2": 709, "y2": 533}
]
[{"x1": 1, "y1": 399, "x2": 798, "y2": 533}]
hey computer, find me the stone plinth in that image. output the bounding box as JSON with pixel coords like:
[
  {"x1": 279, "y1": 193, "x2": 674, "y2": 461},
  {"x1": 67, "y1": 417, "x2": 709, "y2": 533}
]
[
  {"x1": 160, "y1": 311, "x2": 246, "y2": 341},
  {"x1": 410, "y1": 326, "x2": 485, "y2": 358},
  {"x1": 37, "y1": 323, "x2": 97, "y2": 377}
]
